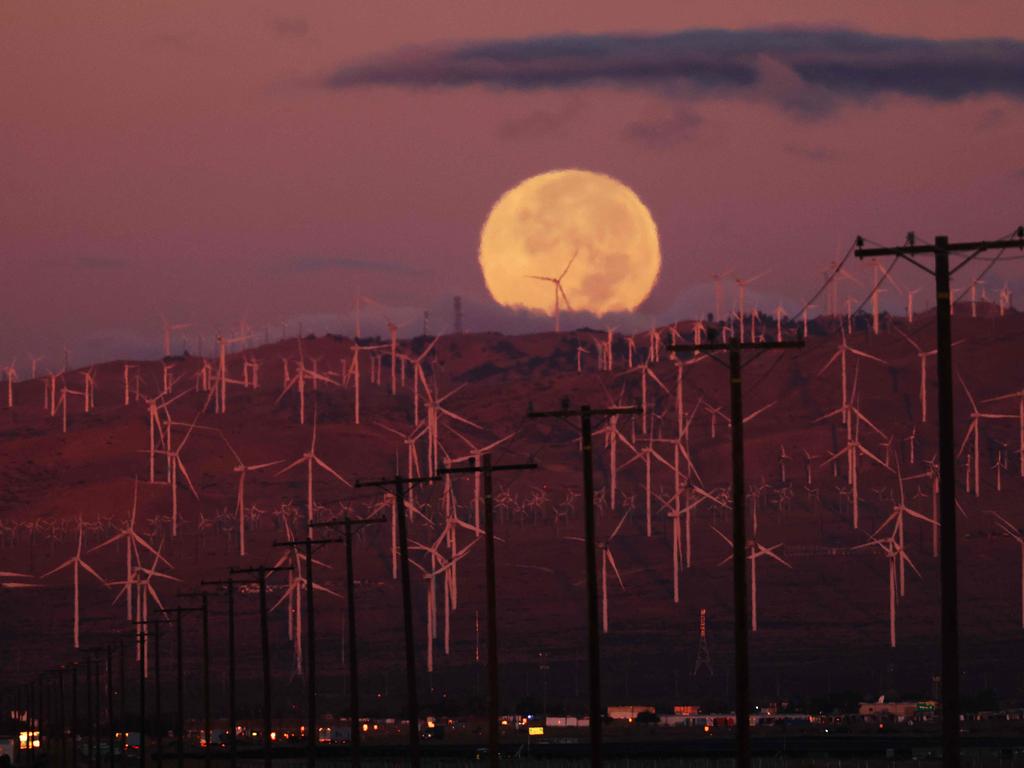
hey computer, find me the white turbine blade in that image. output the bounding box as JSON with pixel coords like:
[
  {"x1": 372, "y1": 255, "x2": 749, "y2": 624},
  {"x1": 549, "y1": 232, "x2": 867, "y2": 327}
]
[
  {"x1": 276, "y1": 456, "x2": 308, "y2": 476},
  {"x1": 606, "y1": 550, "x2": 625, "y2": 590},
  {"x1": 78, "y1": 559, "x2": 109, "y2": 586},
  {"x1": 847, "y1": 347, "x2": 887, "y2": 365},
  {"x1": 313, "y1": 455, "x2": 353, "y2": 487},
  {"x1": 42, "y1": 558, "x2": 75, "y2": 579},
  {"x1": 757, "y1": 544, "x2": 793, "y2": 569},
  {"x1": 609, "y1": 510, "x2": 630, "y2": 541},
  {"x1": 743, "y1": 401, "x2": 776, "y2": 424},
  {"x1": 177, "y1": 457, "x2": 200, "y2": 498}
]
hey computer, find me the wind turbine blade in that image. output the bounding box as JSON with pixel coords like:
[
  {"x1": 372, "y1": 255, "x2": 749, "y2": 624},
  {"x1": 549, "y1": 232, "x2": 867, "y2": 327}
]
[
  {"x1": 558, "y1": 284, "x2": 573, "y2": 313},
  {"x1": 610, "y1": 510, "x2": 630, "y2": 541},
  {"x1": 41, "y1": 559, "x2": 75, "y2": 579},
  {"x1": 757, "y1": 544, "x2": 793, "y2": 569},
  {"x1": 709, "y1": 525, "x2": 733, "y2": 547},
  {"x1": 606, "y1": 550, "x2": 625, "y2": 590},
  {"x1": 314, "y1": 456, "x2": 353, "y2": 487},
  {"x1": 78, "y1": 559, "x2": 109, "y2": 586},
  {"x1": 743, "y1": 401, "x2": 776, "y2": 424},
  {"x1": 276, "y1": 456, "x2": 308, "y2": 476},
  {"x1": 177, "y1": 458, "x2": 200, "y2": 498},
  {"x1": 559, "y1": 248, "x2": 580, "y2": 281}
]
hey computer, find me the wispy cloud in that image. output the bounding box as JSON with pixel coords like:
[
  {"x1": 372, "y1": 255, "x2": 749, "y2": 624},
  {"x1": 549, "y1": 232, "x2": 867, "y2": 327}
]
[
  {"x1": 497, "y1": 100, "x2": 582, "y2": 139},
  {"x1": 621, "y1": 107, "x2": 702, "y2": 147},
  {"x1": 326, "y1": 27, "x2": 1024, "y2": 116},
  {"x1": 286, "y1": 255, "x2": 430, "y2": 275}
]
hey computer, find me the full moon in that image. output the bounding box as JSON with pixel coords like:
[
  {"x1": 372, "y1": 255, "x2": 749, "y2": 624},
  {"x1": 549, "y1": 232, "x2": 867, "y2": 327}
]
[{"x1": 479, "y1": 169, "x2": 661, "y2": 319}]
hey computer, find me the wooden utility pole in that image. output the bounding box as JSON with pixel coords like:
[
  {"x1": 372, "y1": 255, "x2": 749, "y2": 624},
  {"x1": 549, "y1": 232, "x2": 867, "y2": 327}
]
[
  {"x1": 440, "y1": 455, "x2": 538, "y2": 768},
  {"x1": 310, "y1": 516, "x2": 387, "y2": 768},
  {"x1": 179, "y1": 592, "x2": 212, "y2": 768},
  {"x1": 271, "y1": 534, "x2": 346, "y2": 768},
  {"x1": 231, "y1": 565, "x2": 293, "y2": 768},
  {"x1": 527, "y1": 401, "x2": 641, "y2": 768},
  {"x1": 200, "y1": 579, "x2": 239, "y2": 768},
  {"x1": 855, "y1": 228, "x2": 1024, "y2": 767},
  {"x1": 355, "y1": 474, "x2": 439, "y2": 768},
  {"x1": 669, "y1": 337, "x2": 804, "y2": 768}
]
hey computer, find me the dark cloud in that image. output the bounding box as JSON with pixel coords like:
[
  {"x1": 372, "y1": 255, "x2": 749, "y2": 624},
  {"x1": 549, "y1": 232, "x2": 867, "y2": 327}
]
[
  {"x1": 326, "y1": 27, "x2": 1024, "y2": 115},
  {"x1": 286, "y1": 255, "x2": 430, "y2": 275}
]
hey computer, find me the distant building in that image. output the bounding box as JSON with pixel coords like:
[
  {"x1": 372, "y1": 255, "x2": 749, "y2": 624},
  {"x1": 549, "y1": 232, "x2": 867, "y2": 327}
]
[
  {"x1": 606, "y1": 705, "x2": 655, "y2": 720},
  {"x1": 858, "y1": 700, "x2": 937, "y2": 721}
]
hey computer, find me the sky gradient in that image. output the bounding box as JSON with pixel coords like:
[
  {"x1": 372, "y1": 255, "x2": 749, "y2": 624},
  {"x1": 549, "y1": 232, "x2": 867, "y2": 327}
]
[{"x1": 2, "y1": 1, "x2": 1023, "y2": 367}]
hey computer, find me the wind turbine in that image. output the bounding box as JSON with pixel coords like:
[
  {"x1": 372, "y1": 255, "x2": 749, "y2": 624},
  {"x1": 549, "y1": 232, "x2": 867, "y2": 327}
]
[
  {"x1": 160, "y1": 315, "x2": 190, "y2": 357},
  {"x1": 527, "y1": 249, "x2": 578, "y2": 332},
  {"x1": 43, "y1": 519, "x2": 108, "y2": 648},
  {"x1": 958, "y1": 375, "x2": 1014, "y2": 497},
  {"x1": 712, "y1": 524, "x2": 792, "y2": 632},
  {"x1": 276, "y1": 410, "x2": 351, "y2": 525},
  {"x1": 567, "y1": 510, "x2": 629, "y2": 633},
  {"x1": 91, "y1": 480, "x2": 171, "y2": 620},
  {"x1": 734, "y1": 269, "x2": 770, "y2": 343},
  {"x1": 226, "y1": 442, "x2": 283, "y2": 557}
]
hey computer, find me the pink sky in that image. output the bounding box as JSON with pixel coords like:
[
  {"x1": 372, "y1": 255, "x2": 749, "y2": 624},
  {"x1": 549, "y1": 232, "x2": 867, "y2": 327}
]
[{"x1": 2, "y1": 1, "x2": 1023, "y2": 366}]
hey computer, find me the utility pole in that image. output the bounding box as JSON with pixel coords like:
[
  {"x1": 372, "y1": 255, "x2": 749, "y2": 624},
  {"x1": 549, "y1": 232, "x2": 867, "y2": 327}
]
[
  {"x1": 134, "y1": 617, "x2": 172, "y2": 768},
  {"x1": 440, "y1": 455, "x2": 538, "y2": 768},
  {"x1": 72, "y1": 663, "x2": 79, "y2": 768},
  {"x1": 854, "y1": 228, "x2": 1024, "y2": 768},
  {"x1": 669, "y1": 336, "x2": 804, "y2": 768},
  {"x1": 310, "y1": 516, "x2": 387, "y2": 768},
  {"x1": 118, "y1": 638, "x2": 128, "y2": 768},
  {"x1": 106, "y1": 645, "x2": 115, "y2": 768},
  {"x1": 180, "y1": 592, "x2": 212, "y2": 768},
  {"x1": 527, "y1": 401, "x2": 641, "y2": 768},
  {"x1": 133, "y1": 626, "x2": 146, "y2": 768},
  {"x1": 159, "y1": 606, "x2": 201, "y2": 768},
  {"x1": 201, "y1": 579, "x2": 239, "y2": 768},
  {"x1": 57, "y1": 666, "x2": 66, "y2": 768},
  {"x1": 272, "y1": 533, "x2": 346, "y2": 768},
  {"x1": 355, "y1": 474, "x2": 439, "y2": 768},
  {"x1": 231, "y1": 565, "x2": 292, "y2": 768}
]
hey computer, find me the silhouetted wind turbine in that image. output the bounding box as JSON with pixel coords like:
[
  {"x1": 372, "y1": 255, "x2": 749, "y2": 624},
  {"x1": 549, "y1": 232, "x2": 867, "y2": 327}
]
[{"x1": 527, "y1": 249, "x2": 578, "y2": 332}]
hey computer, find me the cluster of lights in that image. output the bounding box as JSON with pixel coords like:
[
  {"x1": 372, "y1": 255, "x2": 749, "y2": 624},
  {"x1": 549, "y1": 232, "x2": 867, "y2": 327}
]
[{"x1": 19, "y1": 731, "x2": 40, "y2": 749}]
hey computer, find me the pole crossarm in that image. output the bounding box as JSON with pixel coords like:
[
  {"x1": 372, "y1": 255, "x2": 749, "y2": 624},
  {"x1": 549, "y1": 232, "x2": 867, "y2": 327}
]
[
  {"x1": 439, "y1": 460, "x2": 539, "y2": 475},
  {"x1": 229, "y1": 565, "x2": 292, "y2": 580},
  {"x1": 669, "y1": 340, "x2": 805, "y2": 353},
  {"x1": 310, "y1": 516, "x2": 387, "y2": 529},
  {"x1": 528, "y1": 405, "x2": 640, "y2": 419},
  {"x1": 355, "y1": 475, "x2": 438, "y2": 490},
  {"x1": 855, "y1": 234, "x2": 1024, "y2": 258},
  {"x1": 271, "y1": 537, "x2": 346, "y2": 547}
]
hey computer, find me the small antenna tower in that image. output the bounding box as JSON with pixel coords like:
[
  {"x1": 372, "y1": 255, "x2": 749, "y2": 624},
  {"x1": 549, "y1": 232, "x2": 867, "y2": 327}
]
[
  {"x1": 454, "y1": 296, "x2": 464, "y2": 334},
  {"x1": 693, "y1": 607, "x2": 713, "y2": 676}
]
